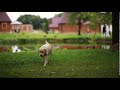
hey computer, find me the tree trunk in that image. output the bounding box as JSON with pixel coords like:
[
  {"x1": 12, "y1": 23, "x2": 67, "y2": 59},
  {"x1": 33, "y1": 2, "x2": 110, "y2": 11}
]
[
  {"x1": 112, "y1": 12, "x2": 119, "y2": 51},
  {"x1": 78, "y1": 22, "x2": 81, "y2": 35}
]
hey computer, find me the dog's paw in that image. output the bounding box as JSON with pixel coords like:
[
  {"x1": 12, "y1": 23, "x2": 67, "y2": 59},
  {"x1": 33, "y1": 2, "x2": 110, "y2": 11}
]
[{"x1": 43, "y1": 64, "x2": 46, "y2": 66}]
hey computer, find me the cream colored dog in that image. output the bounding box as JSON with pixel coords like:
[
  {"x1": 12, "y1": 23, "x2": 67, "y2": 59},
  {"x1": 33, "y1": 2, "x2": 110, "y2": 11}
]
[{"x1": 38, "y1": 41, "x2": 52, "y2": 66}]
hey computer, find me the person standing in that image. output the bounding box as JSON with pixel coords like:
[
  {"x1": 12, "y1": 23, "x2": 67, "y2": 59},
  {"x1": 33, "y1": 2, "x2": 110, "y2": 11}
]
[{"x1": 103, "y1": 24, "x2": 106, "y2": 37}]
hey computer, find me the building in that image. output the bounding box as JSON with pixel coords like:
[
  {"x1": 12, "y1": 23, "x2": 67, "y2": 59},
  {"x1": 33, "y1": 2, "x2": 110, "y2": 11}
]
[
  {"x1": 49, "y1": 12, "x2": 101, "y2": 34},
  {"x1": 0, "y1": 12, "x2": 11, "y2": 32},
  {"x1": 20, "y1": 24, "x2": 33, "y2": 32},
  {"x1": 11, "y1": 21, "x2": 22, "y2": 32},
  {"x1": 11, "y1": 21, "x2": 33, "y2": 32}
]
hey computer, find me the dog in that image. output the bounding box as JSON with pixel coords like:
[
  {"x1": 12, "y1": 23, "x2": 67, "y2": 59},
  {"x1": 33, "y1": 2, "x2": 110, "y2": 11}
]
[{"x1": 38, "y1": 41, "x2": 52, "y2": 66}]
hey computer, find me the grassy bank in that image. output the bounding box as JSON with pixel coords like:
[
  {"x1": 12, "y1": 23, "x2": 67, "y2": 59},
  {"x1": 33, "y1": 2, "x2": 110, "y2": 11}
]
[
  {"x1": 0, "y1": 49, "x2": 118, "y2": 78},
  {"x1": 0, "y1": 32, "x2": 112, "y2": 40},
  {"x1": 0, "y1": 32, "x2": 112, "y2": 44}
]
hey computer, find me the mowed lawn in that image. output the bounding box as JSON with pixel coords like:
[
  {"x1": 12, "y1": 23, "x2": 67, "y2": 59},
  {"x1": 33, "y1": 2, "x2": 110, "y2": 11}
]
[
  {"x1": 0, "y1": 31, "x2": 111, "y2": 40},
  {"x1": 0, "y1": 49, "x2": 119, "y2": 78}
]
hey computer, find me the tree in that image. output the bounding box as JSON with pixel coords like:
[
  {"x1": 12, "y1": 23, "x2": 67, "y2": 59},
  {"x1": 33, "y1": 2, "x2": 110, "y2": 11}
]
[
  {"x1": 17, "y1": 14, "x2": 42, "y2": 29},
  {"x1": 42, "y1": 18, "x2": 49, "y2": 34},
  {"x1": 100, "y1": 12, "x2": 112, "y2": 36},
  {"x1": 100, "y1": 12, "x2": 118, "y2": 51},
  {"x1": 68, "y1": 12, "x2": 82, "y2": 35},
  {"x1": 100, "y1": 12, "x2": 112, "y2": 25},
  {"x1": 68, "y1": 12, "x2": 100, "y2": 35},
  {"x1": 68, "y1": 12, "x2": 118, "y2": 51}
]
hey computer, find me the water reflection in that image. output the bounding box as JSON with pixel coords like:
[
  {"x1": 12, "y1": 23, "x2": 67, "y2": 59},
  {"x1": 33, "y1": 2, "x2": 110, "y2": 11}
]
[
  {"x1": 12, "y1": 46, "x2": 21, "y2": 53},
  {"x1": 59, "y1": 45, "x2": 110, "y2": 50},
  {"x1": 60, "y1": 45, "x2": 102, "y2": 50},
  {"x1": 0, "y1": 47, "x2": 11, "y2": 52},
  {"x1": 101, "y1": 45, "x2": 110, "y2": 49},
  {"x1": 0, "y1": 44, "x2": 111, "y2": 53}
]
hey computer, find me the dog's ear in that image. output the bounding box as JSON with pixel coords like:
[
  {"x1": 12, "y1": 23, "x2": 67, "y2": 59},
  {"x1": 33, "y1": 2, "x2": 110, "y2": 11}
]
[{"x1": 44, "y1": 49, "x2": 47, "y2": 56}]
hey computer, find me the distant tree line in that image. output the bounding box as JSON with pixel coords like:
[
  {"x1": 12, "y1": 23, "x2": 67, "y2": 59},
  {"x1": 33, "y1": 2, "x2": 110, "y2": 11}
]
[{"x1": 17, "y1": 14, "x2": 49, "y2": 33}]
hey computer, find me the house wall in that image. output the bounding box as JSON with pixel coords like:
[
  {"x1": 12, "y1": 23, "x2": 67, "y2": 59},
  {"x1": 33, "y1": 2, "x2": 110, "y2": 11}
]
[
  {"x1": 59, "y1": 24, "x2": 78, "y2": 33},
  {"x1": 20, "y1": 24, "x2": 33, "y2": 32},
  {"x1": 11, "y1": 24, "x2": 33, "y2": 32},
  {"x1": 0, "y1": 22, "x2": 11, "y2": 32},
  {"x1": 57, "y1": 24, "x2": 101, "y2": 34}
]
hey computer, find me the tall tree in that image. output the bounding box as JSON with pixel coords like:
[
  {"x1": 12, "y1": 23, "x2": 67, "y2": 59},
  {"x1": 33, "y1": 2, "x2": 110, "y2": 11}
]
[
  {"x1": 68, "y1": 12, "x2": 112, "y2": 35},
  {"x1": 100, "y1": 12, "x2": 112, "y2": 25},
  {"x1": 68, "y1": 12, "x2": 83, "y2": 35},
  {"x1": 42, "y1": 18, "x2": 49, "y2": 34},
  {"x1": 17, "y1": 14, "x2": 42, "y2": 29},
  {"x1": 68, "y1": 12, "x2": 100, "y2": 35}
]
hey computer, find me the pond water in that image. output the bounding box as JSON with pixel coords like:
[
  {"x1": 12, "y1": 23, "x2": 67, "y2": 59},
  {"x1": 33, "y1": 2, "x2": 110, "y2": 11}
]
[{"x1": 0, "y1": 43, "x2": 111, "y2": 53}]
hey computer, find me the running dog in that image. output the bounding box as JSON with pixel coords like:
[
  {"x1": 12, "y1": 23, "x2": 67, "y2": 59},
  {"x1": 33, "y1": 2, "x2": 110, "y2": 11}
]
[{"x1": 38, "y1": 41, "x2": 52, "y2": 66}]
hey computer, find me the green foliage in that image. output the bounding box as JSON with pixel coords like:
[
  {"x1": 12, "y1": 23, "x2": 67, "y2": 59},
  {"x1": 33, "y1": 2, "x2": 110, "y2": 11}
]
[
  {"x1": 100, "y1": 12, "x2": 112, "y2": 25},
  {"x1": 42, "y1": 18, "x2": 49, "y2": 34},
  {"x1": 17, "y1": 15, "x2": 49, "y2": 30},
  {"x1": 67, "y1": 12, "x2": 80, "y2": 25},
  {"x1": 67, "y1": 12, "x2": 112, "y2": 29},
  {"x1": 54, "y1": 13, "x2": 64, "y2": 17}
]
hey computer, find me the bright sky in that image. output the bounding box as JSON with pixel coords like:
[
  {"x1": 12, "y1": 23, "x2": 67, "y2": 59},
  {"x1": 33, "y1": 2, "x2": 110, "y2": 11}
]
[{"x1": 6, "y1": 12, "x2": 63, "y2": 22}]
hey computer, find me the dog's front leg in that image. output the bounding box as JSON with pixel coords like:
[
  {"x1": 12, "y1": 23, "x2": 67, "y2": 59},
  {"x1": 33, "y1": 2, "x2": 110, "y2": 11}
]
[
  {"x1": 43, "y1": 56, "x2": 48, "y2": 66},
  {"x1": 42, "y1": 57, "x2": 45, "y2": 65}
]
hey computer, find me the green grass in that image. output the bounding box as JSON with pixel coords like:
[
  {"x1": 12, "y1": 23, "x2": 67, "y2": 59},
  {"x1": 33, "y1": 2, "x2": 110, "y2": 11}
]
[
  {"x1": 0, "y1": 31, "x2": 112, "y2": 40},
  {"x1": 0, "y1": 32, "x2": 112, "y2": 45},
  {"x1": 0, "y1": 49, "x2": 118, "y2": 78}
]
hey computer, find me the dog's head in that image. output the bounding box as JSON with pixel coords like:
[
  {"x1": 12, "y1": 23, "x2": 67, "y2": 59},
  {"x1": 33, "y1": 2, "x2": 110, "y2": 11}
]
[{"x1": 39, "y1": 49, "x2": 47, "y2": 57}]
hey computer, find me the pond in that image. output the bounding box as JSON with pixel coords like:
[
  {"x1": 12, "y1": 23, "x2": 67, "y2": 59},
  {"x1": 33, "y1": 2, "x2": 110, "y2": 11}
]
[{"x1": 0, "y1": 43, "x2": 111, "y2": 53}]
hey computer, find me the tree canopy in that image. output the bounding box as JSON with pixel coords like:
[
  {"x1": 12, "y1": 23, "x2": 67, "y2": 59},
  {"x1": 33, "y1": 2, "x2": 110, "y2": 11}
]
[
  {"x1": 68, "y1": 12, "x2": 112, "y2": 29},
  {"x1": 100, "y1": 12, "x2": 112, "y2": 25},
  {"x1": 41, "y1": 18, "x2": 49, "y2": 34},
  {"x1": 17, "y1": 14, "x2": 49, "y2": 30}
]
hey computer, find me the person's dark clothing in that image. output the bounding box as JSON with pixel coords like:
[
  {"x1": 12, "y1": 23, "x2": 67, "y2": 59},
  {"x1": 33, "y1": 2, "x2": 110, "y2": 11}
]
[{"x1": 103, "y1": 25, "x2": 106, "y2": 33}]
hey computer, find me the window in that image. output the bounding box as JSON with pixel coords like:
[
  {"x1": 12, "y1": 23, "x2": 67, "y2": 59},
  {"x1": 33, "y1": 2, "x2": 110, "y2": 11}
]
[
  {"x1": 28, "y1": 26, "x2": 32, "y2": 30},
  {"x1": 2, "y1": 23, "x2": 7, "y2": 30},
  {"x1": 23, "y1": 25, "x2": 26, "y2": 30}
]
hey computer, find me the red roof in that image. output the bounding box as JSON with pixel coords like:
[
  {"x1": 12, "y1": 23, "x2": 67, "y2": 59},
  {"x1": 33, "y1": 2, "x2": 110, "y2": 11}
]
[
  {"x1": 59, "y1": 12, "x2": 68, "y2": 24},
  {"x1": 0, "y1": 12, "x2": 11, "y2": 22},
  {"x1": 49, "y1": 16, "x2": 61, "y2": 28},
  {"x1": 49, "y1": 12, "x2": 68, "y2": 28}
]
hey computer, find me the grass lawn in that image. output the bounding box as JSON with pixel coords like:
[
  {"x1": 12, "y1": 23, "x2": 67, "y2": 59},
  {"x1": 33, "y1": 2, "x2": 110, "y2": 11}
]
[
  {"x1": 0, "y1": 31, "x2": 112, "y2": 40},
  {"x1": 0, "y1": 49, "x2": 118, "y2": 78},
  {"x1": 0, "y1": 32, "x2": 112, "y2": 45}
]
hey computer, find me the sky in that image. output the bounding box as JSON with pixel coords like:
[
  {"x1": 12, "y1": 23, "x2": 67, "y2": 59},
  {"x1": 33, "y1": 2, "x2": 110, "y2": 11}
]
[{"x1": 6, "y1": 12, "x2": 63, "y2": 22}]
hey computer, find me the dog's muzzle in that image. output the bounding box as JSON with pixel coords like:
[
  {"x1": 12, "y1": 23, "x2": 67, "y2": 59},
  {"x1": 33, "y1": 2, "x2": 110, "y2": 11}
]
[{"x1": 40, "y1": 55, "x2": 44, "y2": 57}]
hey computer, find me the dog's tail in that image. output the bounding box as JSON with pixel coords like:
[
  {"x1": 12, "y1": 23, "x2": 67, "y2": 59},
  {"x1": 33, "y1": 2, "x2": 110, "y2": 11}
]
[
  {"x1": 52, "y1": 45, "x2": 60, "y2": 50},
  {"x1": 45, "y1": 40, "x2": 49, "y2": 44}
]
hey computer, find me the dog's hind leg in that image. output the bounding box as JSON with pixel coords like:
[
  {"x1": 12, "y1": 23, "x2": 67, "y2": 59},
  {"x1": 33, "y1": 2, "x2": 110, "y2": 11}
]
[{"x1": 49, "y1": 51, "x2": 52, "y2": 61}]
